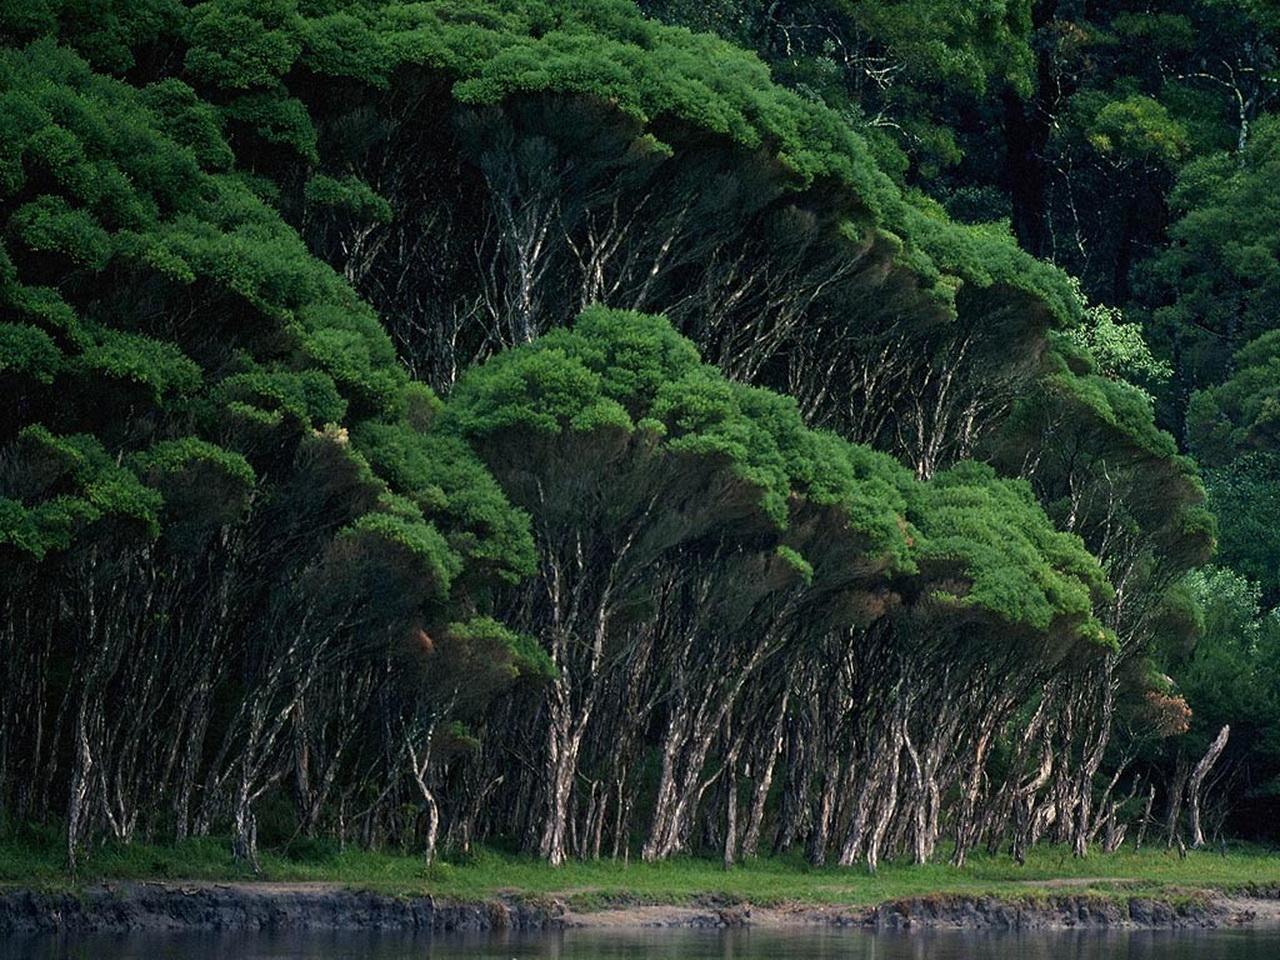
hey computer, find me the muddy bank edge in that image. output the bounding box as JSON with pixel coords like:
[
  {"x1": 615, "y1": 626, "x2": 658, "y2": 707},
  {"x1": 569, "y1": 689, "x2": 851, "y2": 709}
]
[{"x1": 1, "y1": 883, "x2": 1276, "y2": 934}]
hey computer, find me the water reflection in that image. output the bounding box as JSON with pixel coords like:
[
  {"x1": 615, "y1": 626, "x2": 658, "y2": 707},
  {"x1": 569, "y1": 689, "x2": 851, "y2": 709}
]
[{"x1": 6, "y1": 926, "x2": 1280, "y2": 960}]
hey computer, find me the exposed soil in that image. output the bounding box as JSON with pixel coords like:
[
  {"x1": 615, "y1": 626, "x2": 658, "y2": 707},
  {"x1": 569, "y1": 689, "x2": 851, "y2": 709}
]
[
  {"x1": 558, "y1": 893, "x2": 1266, "y2": 930},
  {"x1": 2, "y1": 882, "x2": 1277, "y2": 934},
  {"x1": 1016, "y1": 877, "x2": 1138, "y2": 887}
]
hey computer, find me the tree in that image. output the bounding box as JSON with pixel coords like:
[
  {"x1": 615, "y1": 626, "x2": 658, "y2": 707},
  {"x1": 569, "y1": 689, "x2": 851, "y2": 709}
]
[
  {"x1": 1148, "y1": 117, "x2": 1280, "y2": 411},
  {"x1": 1166, "y1": 568, "x2": 1280, "y2": 843},
  {"x1": 0, "y1": 34, "x2": 535, "y2": 870}
]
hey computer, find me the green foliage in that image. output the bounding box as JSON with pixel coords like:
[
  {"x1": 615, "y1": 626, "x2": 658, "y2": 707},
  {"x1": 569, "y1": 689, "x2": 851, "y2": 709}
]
[
  {"x1": 1184, "y1": 315, "x2": 1280, "y2": 624},
  {"x1": 0, "y1": 425, "x2": 161, "y2": 559},
  {"x1": 184, "y1": 0, "x2": 302, "y2": 90},
  {"x1": 129, "y1": 437, "x2": 256, "y2": 547},
  {"x1": 643, "y1": 0, "x2": 1036, "y2": 179},
  {"x1": 0, "y1": 322, "x2": 61, "y2": 382},
  {"x1": 170, "y1": 0, "x2": 1077, "y2": 328},
  {"x1": 1084, "y1": 95, "x2": 1190, "y2": 167},
  {"x1": 304, "y1": 174, "x2": 392, "y2": 224},
  {"x1": 774, "y1": 545, "x2": 814, "y2": 584},
  {"x1": 1109, "y1": 12, "x2": 1197, "y2": 54},
  {"x1": 449, "y1": 310, "x2": 1108, "y2": 648},
  {"x1": 130, "y1": 436, "x2": 255, "y2": 489},
  {"x1": 222, "y1": 89, "x2": 318, "y2": 161},
  {"x1": 911, "y1": 462, "x2": 1112, "y2": 643},
  {"x1": 1176, "y1": 567, "x2": 1280, "y2": 762},
  {"x1": 1, "y1": 0, "x2": 1272, "y2": 857},
  {"x1": 76, "y1": 327, "x2": 202, "y2": 402},
  {"x1": 1062, "y1": 279, "x2": 1171, "y2": 402},
  {"x1": 0, "y1": 0, "x2": 185, "y2": 74},
  {"x1": 447, "y1": 309, "x2": 916, "y2": 566},
  {"x1": 1203, "y1": 454, "x2": 1280, "y2": 603},
  {"x1": 1002, "y1": 338, "x2": 1215, "y2": 579},
  {"x1": 0, "y1": 27, "x2": 532, "y2": 636},
  {"x1": 1048, "y1": 359, "x2": 1179, "y2": 461},
  {"x1": 352, "y1": 423, "x2": 535, "y2": 583},
  {"x1": 337, "y1": 510, "x2": 461, "y2": 603},
  {"x1": 442, "y1": 615, "x2": 557, "y2": 686},
  {"x1": 217, "y1": 366, "x2": 347, "y2": 428},
  {"x1": 1188, "y1": 331, "x2": 1280, "y2": 465},
  {"x1": 1150, "y1": 116, "x2": 1280, "y2": 391},
  {"x1": 139, "y1": 79, "x2": 237, "y2": 171},
  {"x1": 836, "y1": 0, "x2": 1035, "y2": 96},
  {"x1": 10, "y1": 195, "x2": 112, "y2": 268}
]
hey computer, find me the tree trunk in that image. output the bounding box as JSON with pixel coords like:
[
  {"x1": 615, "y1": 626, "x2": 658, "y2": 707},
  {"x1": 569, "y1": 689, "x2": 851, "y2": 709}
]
[
  {"x1": 407, "y1": 721, "x2": 441, "y2": 865},
  {"x1": 642, "y1": 695, "x2": 690, "y2": 862},
  {"x1": 807, "y1": 761, "x2": 838, "y2": 867},
  {"x1": 422, "y1": 786, "x2": 440, "y2": 866},
  {"x1": 66, "y1": 713, "x2": 93, "y2": 877},
  {"x1": 1135, "y1": 784, "x2": 1155, "y2": 852},
  {"x1": 722, "y1": 754, "x2": 738, "y2": 870},
  {"x1": 771, "y1": 713, "x2": 810, "y2": 855},
  {"x1": 1165, "y1": 754, "x2": 1190, "y2": 849},
  {"x1": 865, "y1": 726, "x2": 903, "y2": 875},
  {"x1": 741, "y1": 691, "x2": 787, "y2": 859},
  {"x1": 232, "y1": 779, "x2": 259, "y2": 873},
  {"x1": 539, "y1": 678, "x2": 585, "y2": 865},
  {"x1": 1188, "y1": 725, "x2": 1230, "y2": 849},
  {"x1": 951, "y1": 726, "x2": 994, "y2": 867},
  {"x1": 1001, "y1": 0, "x2": 1060, "y2": 258}
]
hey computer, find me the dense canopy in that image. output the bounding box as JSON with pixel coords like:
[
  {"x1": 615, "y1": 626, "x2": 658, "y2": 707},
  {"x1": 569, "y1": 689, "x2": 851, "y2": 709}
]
[{"x1": 0, "y1": 0, "x2": 1271, "y2": 874}]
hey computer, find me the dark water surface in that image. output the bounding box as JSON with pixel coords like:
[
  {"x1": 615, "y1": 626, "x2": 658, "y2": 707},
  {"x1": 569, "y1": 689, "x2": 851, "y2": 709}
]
[{"x1": 6, "y1": 927, "x2": 1280, "y2": 960}]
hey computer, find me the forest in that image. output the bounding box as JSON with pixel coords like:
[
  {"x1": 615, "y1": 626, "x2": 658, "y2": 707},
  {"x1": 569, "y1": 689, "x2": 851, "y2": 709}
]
[{"x1": 0, "y1": 0, "x2": 1277, "y2": 879}]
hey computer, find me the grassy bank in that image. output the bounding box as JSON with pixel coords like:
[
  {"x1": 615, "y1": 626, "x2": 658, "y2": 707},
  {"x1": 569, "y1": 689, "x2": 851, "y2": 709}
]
[{"x1": 3, "y1": 832, "x2": 1279, "y2": 908}]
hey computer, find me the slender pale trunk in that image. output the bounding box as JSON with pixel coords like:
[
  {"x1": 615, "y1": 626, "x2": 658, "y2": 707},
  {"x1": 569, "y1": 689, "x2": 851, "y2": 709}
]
[
  {"x1": 642, "y1": 697, "x2": 688, "y2": 862},
  {"x1": 66, "y1": 710, "x2": 93, "y2": 877},
  {"x1": 422, "y1": 788, "x2": 440, "y2": 866},
  {"x1": 808, "y1": 761, "x2": 839, "y2": 867},
  {"x1": 407, "y1": 720, "x2": 441, "y2": 865},
  {"x1": 66, "y1": 557, "x2": 101, "y2": 876},
  {"x1": 722, "y1": 716, "x2": 739, "y2": 870},
  {"x1": 1188, "y1": 725, "x2": 1230, "y2": 849},
  {"x1": 1071, "y1": 666, "x2": 1115, "y2": 859},
  {"x1": 231, "y1": 777, "x2": 259, "y2": 872},
  {"x1": 771, "y1": 716, "x2": 810, "y2": 856},
  {"x1": 1134, "y1": 784, "x2": 1155, "y2": 852},
  {"x1": 1165, "y1": 754, "x2": 1190, "y2": 849},
  {"x1": 741, "y1": 690, "x2": 788, "y2": 859},
  {"x1": 865, "y1": 708, "x2": 906, "y2": 874},
  {"x1": 232, "y1": 702, "x2": 265, "y2": 873},
  {"x1": 951, "y1": 726, "x2": 994, "y2": 868},
  {"x1": 539, "y1": 677, "x2": 586, "y2": 865}
]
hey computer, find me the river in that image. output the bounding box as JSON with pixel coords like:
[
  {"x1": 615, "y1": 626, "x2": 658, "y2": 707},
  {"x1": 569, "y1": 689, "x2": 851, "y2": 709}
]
[{"x1": 6, "y1": 927, "x2": 1280, "y2": 959}]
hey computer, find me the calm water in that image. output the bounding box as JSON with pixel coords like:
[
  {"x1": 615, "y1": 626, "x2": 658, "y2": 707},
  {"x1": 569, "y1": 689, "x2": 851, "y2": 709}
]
[{"x1": 5, "y1": 928, "x2": 1280, "y2": 960}]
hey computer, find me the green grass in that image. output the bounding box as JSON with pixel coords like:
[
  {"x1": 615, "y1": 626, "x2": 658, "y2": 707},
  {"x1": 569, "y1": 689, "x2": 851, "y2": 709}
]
[{"x1": 2, "y1": 828, "x2": 1278, "y2": 908}]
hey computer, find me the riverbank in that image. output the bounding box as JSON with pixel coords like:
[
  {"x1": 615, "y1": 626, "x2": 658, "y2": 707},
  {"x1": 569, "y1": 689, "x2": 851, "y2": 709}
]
[
  {"x1": 2, "y1": 881, "x2": 1280, "y2": 934},
  {"x1": 3, "y1": 839, "x2": 1280, "y2": 933}
]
